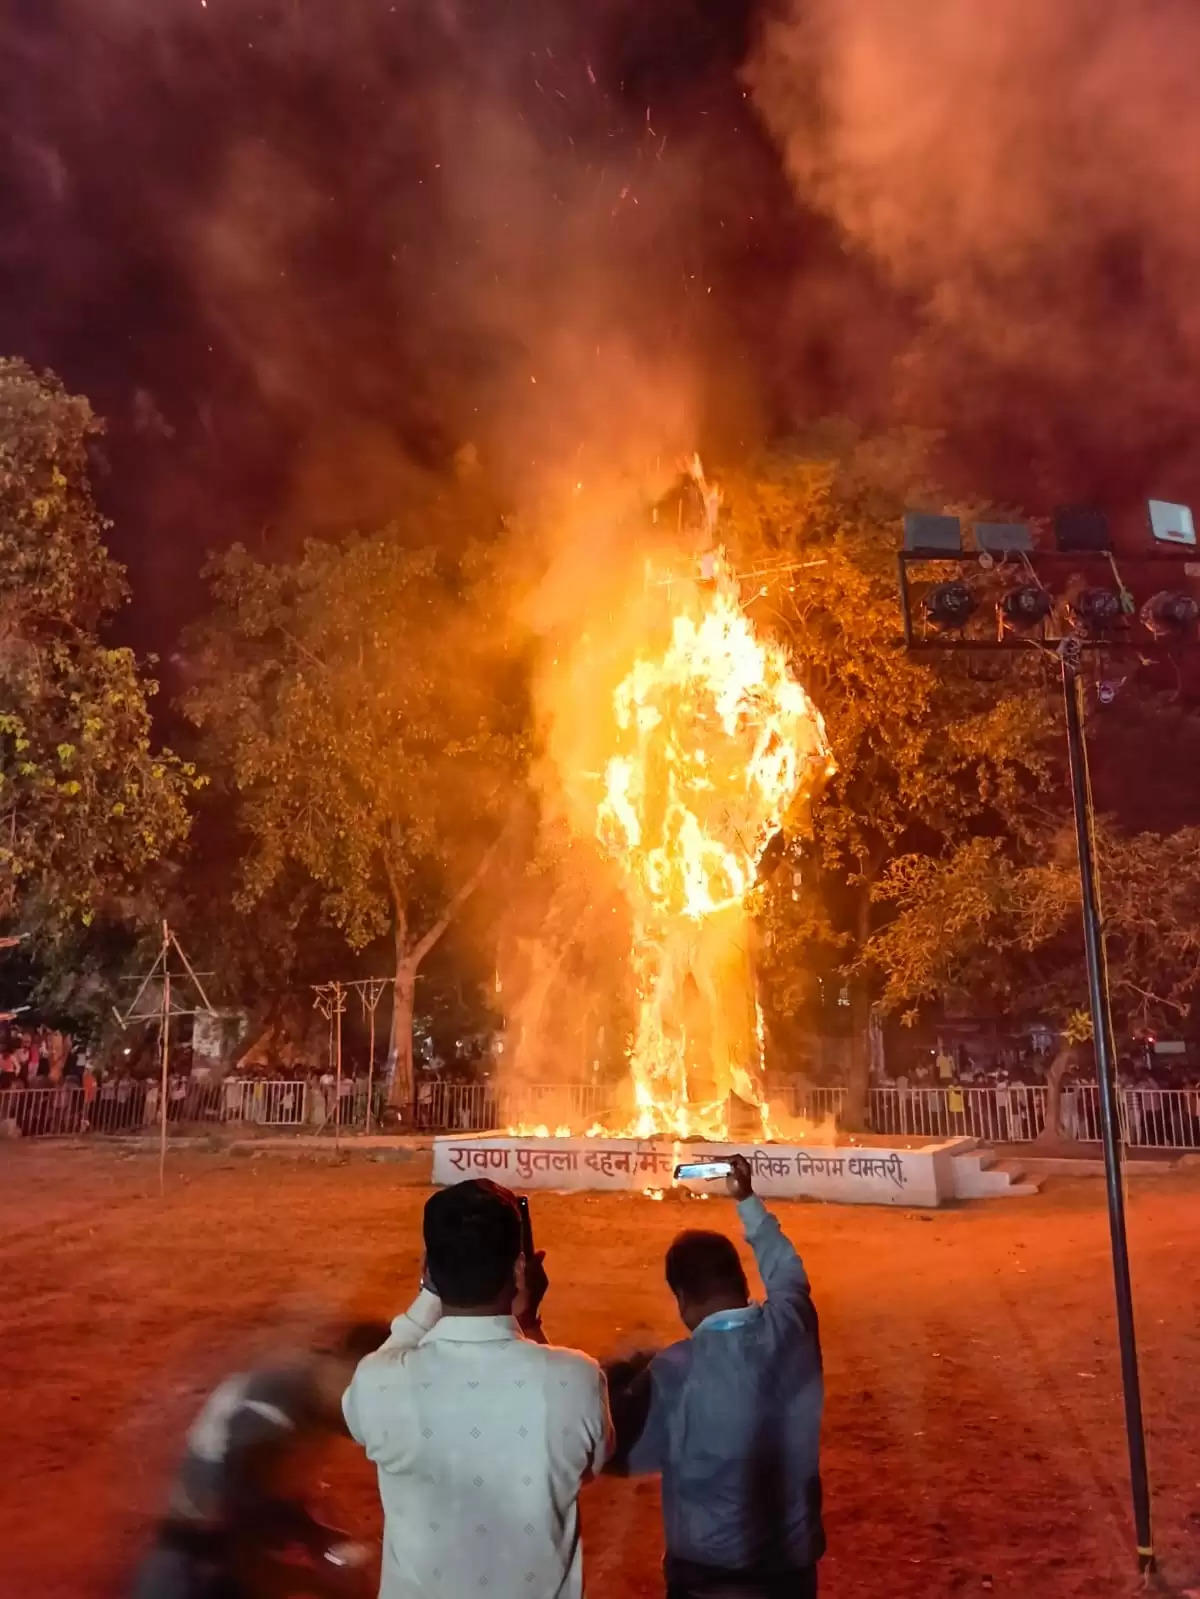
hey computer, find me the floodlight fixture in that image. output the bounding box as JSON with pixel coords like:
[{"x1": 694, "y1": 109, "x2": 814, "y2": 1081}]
[
  {"x1": 1142, "y1": 590, "x2": 1199, "y2": 634},
  {"x1": 1001, "y1": 584, "x2": 1053, "y2": 629},
  {"x1": 898, "y1": 485, "x2": 1172, "y2": 1579},
  {"x1": 1054, "y1": 506, "x2": 1111, "y2": 553},
  {"x1": 976, "y1": 520, "x2": 1033, "y2": 554},
  {"x1": 1071, "y1": 586, "x2": 1123, "y2": 629},
  {"x1": 1148, "y1": 500, "x2": 1196, "y2": 547},
  {"x1": 904, "y1": 511, "x2": 962, "y2": 554},
  {"x1": 924, "y1": 580, "x2": 977, "y2": 629}
]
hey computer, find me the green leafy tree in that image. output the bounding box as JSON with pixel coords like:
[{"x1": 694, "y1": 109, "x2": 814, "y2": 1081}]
[
  {"x1": 868, "y1": 817, "x2": 1200, "y2": 1136},
  {"x1": 0, "y1": 358, "x2": 195, "y2": 939},
  {"x1": 724, "y1": 426, "x2": 1059, "y2": 1124},
  {"x1": 183, "y1": 535, "x2": 522, "y2": 1106}
]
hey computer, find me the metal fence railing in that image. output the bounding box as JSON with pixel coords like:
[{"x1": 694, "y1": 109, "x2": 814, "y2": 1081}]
[
  {"x1": 868, "y1": 1084, "x2": 1047, "y2": 1142},
  {"x1": 866, "y1": 1084, "x2": 1200, "y2": 1149},
  {"x1": 414, "y1": 1079, "x2": 612, "y2": 1133},
  {"x1": 776, "y1": 1085, "x2": 849, "y2": 1125},
  {"x1": 0, "y1": 1078, "x2": 611, "y2": 1141},
  {"x1": 1069, "y1": 1084, "x2": 1200, "y2": 1149},
  {"x1": 5, "y1": 1078, "x2": 1200, "y2": 1150},
  {"x1": 0, "y1": 1079, "x2": 366, "y2": 1140}
]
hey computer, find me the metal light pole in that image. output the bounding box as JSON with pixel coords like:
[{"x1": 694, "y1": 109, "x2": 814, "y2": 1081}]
[
  {"x1": 314, "y1": 977, "x2": 389, "y2": 1133},
  {"x1": 312, "y1": 980, "x2": 348, "y2": 1148},
  {"x1": 895, "y1": 503, "x2": 1197, "y2": 1575},
  {"x1": 1060, "y1": 662, "x2": 1154, "y2": 1569},
  {"x1": 116, "y1": 921, "x2": 217, "y2": 1197},
  {"x1": 350, "y1": 977, "x2": 389, "y2": 1131}
]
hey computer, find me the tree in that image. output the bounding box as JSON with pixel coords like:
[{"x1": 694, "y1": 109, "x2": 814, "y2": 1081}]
[
  {"x1": 182, "y1": 534, "x2": 522, "y2": 1107},
  {"x1": 0, "y1": 357, "x2": 195, "y2": 939},
  {"x1": 724, "y1": 426, "x2": 1059, "y2": 1124},
  {"x1": 867, "y1": 817, "x2": 1200, "y2": 1136}
]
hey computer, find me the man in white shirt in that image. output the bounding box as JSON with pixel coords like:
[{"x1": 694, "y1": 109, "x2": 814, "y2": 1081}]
[{"x1": 343, "y1": 1178, "x2": 612, "y2": 1599}]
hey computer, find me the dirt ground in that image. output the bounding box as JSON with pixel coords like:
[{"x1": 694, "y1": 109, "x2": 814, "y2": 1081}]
[{"x1": 2, "y1": 1145, "x2": 1199, "y2": 1599}]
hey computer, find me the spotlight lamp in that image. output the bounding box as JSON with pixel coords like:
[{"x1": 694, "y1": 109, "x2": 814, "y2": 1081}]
[
  {"x1": 924, "y1": 580, "x2": 977, "y2": 630},
  {"x1": 1054, "y1": 506, "x2": 1111, "y2": 552},
  {"x1": 1142, "y1": 590, "x2": 1200, "y2": 635},
  {"x1": 1001, "y1": 584, "x2": 1053, "y2": 629},
  {"x1": 1070, "y1": 586, "x2": 1123, "y2": 631},
  {"x1": 904, "y1": 511, "x2": 962, "y2": 554},
  {"x1": 1148, "y1": 500, "x2": 1196, "y2": 547},
  {"x1": 896, "y1": 486, "x2": 1200, "y2": 1579},
  {"x1": 976, "y1": 520, "x2": 1033, "y2": 555}
]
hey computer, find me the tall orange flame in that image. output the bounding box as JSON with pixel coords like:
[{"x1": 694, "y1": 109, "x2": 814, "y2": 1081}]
[{"x1": 593, "y1": 460, "x2": 833, "y2": 1137}]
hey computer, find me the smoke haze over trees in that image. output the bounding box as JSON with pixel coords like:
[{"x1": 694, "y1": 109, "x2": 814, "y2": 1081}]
[
  {"x1": 7, "y1": 1, "x2": 1200, "y2": 1064},
  {"x1": 8, "y1": 0, "x2": 1200, "y2": 651}
]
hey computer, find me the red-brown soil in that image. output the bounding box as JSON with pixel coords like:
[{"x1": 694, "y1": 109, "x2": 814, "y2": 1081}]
[{"x1": 2, "y1": 1144, "x2": 1198, "y2": 1598}]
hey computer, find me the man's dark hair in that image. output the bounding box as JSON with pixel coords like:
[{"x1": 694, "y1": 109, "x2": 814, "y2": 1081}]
[
  {"x1": 423, "y1": 1179, "x2": 522, "y2": 1305},
  {"x1": 665, "y1": 1229, "x2": 749, "y2": 1304}
]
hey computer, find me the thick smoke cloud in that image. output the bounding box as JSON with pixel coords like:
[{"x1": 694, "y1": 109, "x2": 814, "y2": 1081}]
[
  {"x1": 0, "y1": 0, "x2": 815, "y2": 632},
  {"x1": 7, "y1": 0, "x2": 1200, "y2": 592},
  {"x1": 747, "y1": 0, "x2": 1200, "y2": 512}
]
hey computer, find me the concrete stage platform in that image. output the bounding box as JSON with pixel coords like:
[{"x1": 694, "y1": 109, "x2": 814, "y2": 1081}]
[{"x1": 431, "y1": 1132, "x2": 1038, "y2": 1206}]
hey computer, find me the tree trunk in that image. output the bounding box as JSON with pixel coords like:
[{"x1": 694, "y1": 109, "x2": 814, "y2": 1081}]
[
  {"x1": 1036, "y1": 1044, "x2": 1075, "y2": 1145},
  {"x1": 842, "y1": 981, "x2": 872, "y2": 1131},
  {"x1": 840, "y1": 884, "x2": 875, "y2": 1132},
  {"x1": 387, "y1": 958, "x2": 417, "y2": 1111},
  {"x1": 381, "y1": 828, "x2": 511, "y2": 1114}
]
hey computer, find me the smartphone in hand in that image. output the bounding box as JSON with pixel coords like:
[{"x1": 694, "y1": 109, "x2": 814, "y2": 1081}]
[
  {"x1": 673, "y1": 1160, "x2": 734, "y2": 1181},
  {"x1": 517, "y1": 1193, "x2": 535, "y2": 1260}
]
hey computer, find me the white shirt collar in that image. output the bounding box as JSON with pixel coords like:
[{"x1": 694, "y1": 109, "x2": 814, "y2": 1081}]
[{"x1": 420, "y1": 1314, "x2": 522, "y2": 1344}]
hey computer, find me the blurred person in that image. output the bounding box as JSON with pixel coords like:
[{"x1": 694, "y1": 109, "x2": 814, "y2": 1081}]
[
  {"x1": 343, "y1": 1178, "x2": 611, "y2": 1599},
  {"x1": 935, "y1": 1041, "x2": 955, "y2": 1084},
  {"x1": 1060, "y1": 1072, "x2": 1081, "y2": 1142},
  {"x1": 416, "y1": 1074, "x2": 433, "y2": 1129},
  {"x1": 318, "y1": 1069, "x2": 336, "y2": 1123},
  {"x1": 81, "y1": 1061, "x2": 98, "y2": 1128},
  {"x1": 606, "y1": 1154, "x2": 824, "y2": 1599},
  {"x1": 132, "y1": 1322, "x2": 388, "y2": 1599}
]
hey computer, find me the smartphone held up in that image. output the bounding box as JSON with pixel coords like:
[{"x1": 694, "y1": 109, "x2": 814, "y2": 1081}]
[{"x1": 673, "y1": 1160, "x2": 734, "y2": 1182}]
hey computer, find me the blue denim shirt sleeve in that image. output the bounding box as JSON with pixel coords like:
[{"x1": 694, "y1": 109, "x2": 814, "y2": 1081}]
[
  {"x1": 738, "y1": 1196, "x2": 817, "y2": 1337},
  {"x1": 623, "y1": 1360, "x2": 668, "y2": 1475}
]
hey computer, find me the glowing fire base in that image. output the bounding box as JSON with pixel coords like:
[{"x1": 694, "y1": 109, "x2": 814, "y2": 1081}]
[{"x1": 432, "y1": 1133, "x2": 976, "y2": 1207}]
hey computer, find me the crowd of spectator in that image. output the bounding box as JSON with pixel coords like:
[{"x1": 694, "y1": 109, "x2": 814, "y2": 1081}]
[
  {"x1": 0, "y1": 1022, "x2": 77, "y2": 1090},
  {"x1": 880, "y1": 1035, "x2": 1200, "y2": 1093},
  {"x1": 869, "y1": 1035, "x2": 1200, "y2": 1144},
  {"x1": 0, "y1": 1023, "x2": 390, "y2": 1137}
]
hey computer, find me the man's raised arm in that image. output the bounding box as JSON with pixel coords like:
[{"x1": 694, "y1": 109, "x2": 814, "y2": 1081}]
[
  {"x1": 725, "y1": 1154, "x2": 815, "y2": 1332},
  {"x1": 341, "y1": 1283, "x2": 441, "y2": 1443}
]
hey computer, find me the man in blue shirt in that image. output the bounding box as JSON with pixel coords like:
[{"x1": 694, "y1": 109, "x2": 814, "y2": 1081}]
[{"x1": 607, "y1": 1153, "x2": 824, "y2": 1599}]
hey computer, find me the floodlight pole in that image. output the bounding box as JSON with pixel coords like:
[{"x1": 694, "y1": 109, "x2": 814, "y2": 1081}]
[
  {"x1": 312, "y1": 980, "x2": 349, "y2": 1147},
  {"x1": 158, "y1": 921, "x2": 171, "y2": 1196},
  {"x1": 898, "y1": 527, "x2": 1164, "y2": 1572},
  {"x1": 1061, "y1": 661, "x2": 1154, "y2": 1572}
]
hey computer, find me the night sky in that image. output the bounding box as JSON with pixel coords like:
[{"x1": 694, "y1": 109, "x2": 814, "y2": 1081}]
[{"x1": 5, "y1": 0, "x2": 1200, "y2": 652}]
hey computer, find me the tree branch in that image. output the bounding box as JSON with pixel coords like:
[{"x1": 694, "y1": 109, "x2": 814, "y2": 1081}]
[
  {"x1": 406, "y1": 818, "x2": 514, "y2": 970},
  {"x1": 1112, "y1": 978, "x2": 1189, "y2": 1017}
]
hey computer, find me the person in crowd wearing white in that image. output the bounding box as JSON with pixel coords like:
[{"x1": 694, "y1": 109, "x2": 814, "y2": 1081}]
[{"x1": 343, "y1": 1178, "x2": 612, "y2": 1599}]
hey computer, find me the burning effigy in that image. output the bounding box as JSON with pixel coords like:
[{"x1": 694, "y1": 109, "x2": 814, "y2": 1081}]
[
  {"x1": 505, "y1": 458, "x2": 833, "y2": 1141},
  {"x1": 592, "y1": 461, "x2": 834, "y2": 1137},
  {"x1": 439, "y1": 459, "x2": 981, "y2": 1205}
]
